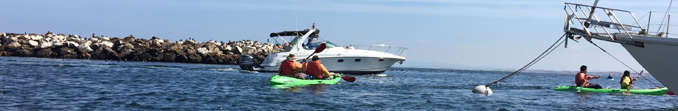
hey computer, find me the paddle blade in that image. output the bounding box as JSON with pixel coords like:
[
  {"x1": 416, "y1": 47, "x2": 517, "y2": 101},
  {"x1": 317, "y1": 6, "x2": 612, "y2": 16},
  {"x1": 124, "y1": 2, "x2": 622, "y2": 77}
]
[
  {"x1": 341, "y1": 76, "x2": 356, "y2": 82},
  {"x1": 314, "y1": 43, "x2": 327, "y2": 53}
]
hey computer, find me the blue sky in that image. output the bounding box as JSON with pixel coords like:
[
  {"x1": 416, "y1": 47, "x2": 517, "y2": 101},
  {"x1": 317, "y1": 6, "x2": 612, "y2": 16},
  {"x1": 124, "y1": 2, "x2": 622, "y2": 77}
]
[{"x1": 0, "y1": 0, "x2": 675, "y2": 72}]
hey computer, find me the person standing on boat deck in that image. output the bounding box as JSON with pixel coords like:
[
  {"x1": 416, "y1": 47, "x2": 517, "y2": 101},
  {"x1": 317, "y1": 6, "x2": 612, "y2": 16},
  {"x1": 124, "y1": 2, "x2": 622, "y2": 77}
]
[
  {"x1": 278, "y1": 53, "x2": 307, "y2": 79},
  {"x1": 306, "y1": 39, "x2": 317, "y2": 49},
  {"x1": 575, "y1": 65, "x2": 603, "y2": 89},
  {"x1": 620, "y1": 70, "x2": 638, "y2": 89},
  {"x1": 302, "y1": 56, "x2": 332, "y2": 80}
]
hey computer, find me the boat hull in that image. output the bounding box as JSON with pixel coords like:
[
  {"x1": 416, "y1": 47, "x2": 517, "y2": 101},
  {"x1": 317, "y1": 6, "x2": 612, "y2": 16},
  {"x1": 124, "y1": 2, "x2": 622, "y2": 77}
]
[
  {"x1": 554, "y1": 86, "x2": 669, "y2": 95},
  {"x1": 257, "y1": 47, "x2": 406, "y2": 75},
  {"x1": 619, "y1": 36, "x2": 678, "y2": 94}
]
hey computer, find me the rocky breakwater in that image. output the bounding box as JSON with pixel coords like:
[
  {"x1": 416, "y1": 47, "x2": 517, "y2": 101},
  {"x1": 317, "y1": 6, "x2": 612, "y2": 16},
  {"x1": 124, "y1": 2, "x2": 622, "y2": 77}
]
[{"x1": 0, "y1": 31, "x2": 284, "y2": 65}]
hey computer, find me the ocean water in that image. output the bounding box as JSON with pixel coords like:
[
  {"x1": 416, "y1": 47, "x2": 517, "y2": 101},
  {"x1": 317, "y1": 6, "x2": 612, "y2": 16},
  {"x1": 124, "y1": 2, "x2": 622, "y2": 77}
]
[{"x1": 0, "y1": 56, "x2": 676, "y2": 110}]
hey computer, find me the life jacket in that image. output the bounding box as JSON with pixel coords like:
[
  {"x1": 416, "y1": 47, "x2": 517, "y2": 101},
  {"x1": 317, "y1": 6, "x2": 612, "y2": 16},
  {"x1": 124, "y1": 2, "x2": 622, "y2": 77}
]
[
  {"x1": 279, "y1": 60, "x2": 297, "y2": 76},
  {"x1": 575, "y1": 73, "x2": 588, "y2": 86},
  {"x1": 306, "y1": 61, "x2": 324, "y2": 78},
  {"x1": 620, "y1": 76, "x2": 634, "y2": 85}
]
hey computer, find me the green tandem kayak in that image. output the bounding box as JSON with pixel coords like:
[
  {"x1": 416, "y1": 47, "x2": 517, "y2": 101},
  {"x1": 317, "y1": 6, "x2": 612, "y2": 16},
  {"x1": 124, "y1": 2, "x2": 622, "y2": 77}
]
[
  {"x1": 554, "y1": 85, "x2": 670, "y2": 95},
  {"x1": 270, "y1": 74, "x2": 342, "y2": 85}
]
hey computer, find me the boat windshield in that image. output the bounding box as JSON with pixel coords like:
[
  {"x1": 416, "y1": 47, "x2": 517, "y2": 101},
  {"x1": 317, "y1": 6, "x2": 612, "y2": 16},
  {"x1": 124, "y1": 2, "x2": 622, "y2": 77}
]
[
  {"x1": 288, "y1": 37, "x2": 300, "y2": 47},
  {"x1": 320, "y1": 41, "x2": 337, "y2": 48}
]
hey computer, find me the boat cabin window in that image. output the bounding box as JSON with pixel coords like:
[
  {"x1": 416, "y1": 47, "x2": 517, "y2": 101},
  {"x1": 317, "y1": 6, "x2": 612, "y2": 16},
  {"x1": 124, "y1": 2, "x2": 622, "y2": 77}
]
[
  {"x1": 338, "y1": 59, "x2": 344, "y2": 62},
  {"x1": 379, "y1": 58, "x2": 384, "y2": 61},
  {"x1": 355, "y1": 59, "x2": 361, "y2": 62}
]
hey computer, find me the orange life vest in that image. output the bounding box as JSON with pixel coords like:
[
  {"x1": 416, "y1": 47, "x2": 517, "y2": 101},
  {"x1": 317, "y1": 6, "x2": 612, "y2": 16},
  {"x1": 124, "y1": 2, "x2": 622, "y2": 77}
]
[
  {"x1": 279, "y1": 60, "x2": 297, "y2": 76},
  {"x1": 306, "y1": 61, "x2": 324, "y2": 78},
  {"x1": 575, "y1": 73, "x2": 588, "y2": 86}
]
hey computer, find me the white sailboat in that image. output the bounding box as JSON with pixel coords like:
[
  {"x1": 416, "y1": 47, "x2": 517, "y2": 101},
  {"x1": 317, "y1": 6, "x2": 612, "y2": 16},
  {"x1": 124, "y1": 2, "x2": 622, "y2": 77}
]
[{"x1": 563, "y1": 1, "x2": 678, "y2": 93}]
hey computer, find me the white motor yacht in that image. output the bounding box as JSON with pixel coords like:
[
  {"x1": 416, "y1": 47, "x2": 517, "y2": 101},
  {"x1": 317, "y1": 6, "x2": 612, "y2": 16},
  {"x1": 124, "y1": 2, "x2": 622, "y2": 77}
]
[
  {"x1": 564, "y1": 1, "x2": 678, "y2": 93},
  {"x1": 243, "y1": 28, "x2": 406, "y2": 75}
]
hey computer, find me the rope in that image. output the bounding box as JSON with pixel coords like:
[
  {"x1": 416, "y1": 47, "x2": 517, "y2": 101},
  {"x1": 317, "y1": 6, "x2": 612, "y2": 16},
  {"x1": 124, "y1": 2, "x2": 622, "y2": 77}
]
[
  {"x1": 657, "y1": 0, "x2": 673, "y2": 33},
  {"x1": 588, "y1": 42, "x2": 662, "y2": 87},
  {"x1": 485, "y1": 34, "x2": 566, "y2": 86}
]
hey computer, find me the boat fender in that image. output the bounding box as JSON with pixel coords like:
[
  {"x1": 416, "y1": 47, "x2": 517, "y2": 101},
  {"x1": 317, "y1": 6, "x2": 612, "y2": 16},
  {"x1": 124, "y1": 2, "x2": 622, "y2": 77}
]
[{"x1": 472, "y1": 85, "x2": 493, "y2": 96}]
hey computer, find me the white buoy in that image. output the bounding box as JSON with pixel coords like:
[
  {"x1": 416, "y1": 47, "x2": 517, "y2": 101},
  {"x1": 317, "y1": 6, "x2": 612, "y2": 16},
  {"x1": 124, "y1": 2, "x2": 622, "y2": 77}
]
[{"x1": 472, "y1": 85, "x2": 493, "y2": 96}]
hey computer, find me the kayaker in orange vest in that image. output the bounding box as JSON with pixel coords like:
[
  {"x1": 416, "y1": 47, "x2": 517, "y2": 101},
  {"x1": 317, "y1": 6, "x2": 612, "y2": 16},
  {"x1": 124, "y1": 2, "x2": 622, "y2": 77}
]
[
  {"x1": 278, "y1": 53, "x2": 307, "y2": 79},
  {"x1": 620, "y1": 70, "x2": 638, "y2": 89},
  {"x1": 575, "y1": 65, "x2": 603, "y2": 89},
  {"x1": 302, "y1": 56, "x2": 332, "y2": 80}
]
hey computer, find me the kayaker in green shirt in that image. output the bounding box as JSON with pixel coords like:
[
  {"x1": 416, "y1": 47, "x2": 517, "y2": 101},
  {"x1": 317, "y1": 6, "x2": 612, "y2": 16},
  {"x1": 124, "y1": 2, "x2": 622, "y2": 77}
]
[{"x1": 620, "y1": 70, "x2": 638, "y2": 89}]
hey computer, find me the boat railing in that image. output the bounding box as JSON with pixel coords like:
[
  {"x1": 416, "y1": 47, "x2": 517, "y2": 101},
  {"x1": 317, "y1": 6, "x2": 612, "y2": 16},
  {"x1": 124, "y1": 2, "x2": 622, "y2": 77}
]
[
  {"x1": 563, "y1": 2, "x2": 668, "y2": 40},
  {"x1": 337, "y1": 44, "x2": 407, "y2": 57}
]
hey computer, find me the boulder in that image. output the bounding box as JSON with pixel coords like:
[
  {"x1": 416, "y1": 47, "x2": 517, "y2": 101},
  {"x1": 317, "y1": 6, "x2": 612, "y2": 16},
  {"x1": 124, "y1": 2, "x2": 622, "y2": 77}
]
[
  {"x1": 123, "y1": 35, "x2": 135, "y2": 43},
  {"x1": 98, "y1": 41, "x2": 113, "y2": 48},
  {"x1": 7, "y1": 41, "x2": 21, "y2": 50},
  {"x1": 89, "y1": 37, "x2": 99, "y2": 43},
  {"x1": 232, "y1": 46, "x2": 242, "y2": 54},
  {"x1": 187, "y1": 53, "x2": 202, "y2": 63},
  {"x1": 202, "y1": 55, "x2": 218, "y2": 64},
  {"x1": 101, "y1": 37, "x2": 110, "y2": 41},
  {"x1": 91, "y1": 46, "x2": 114, "y2": 60},
  {"x1": 184, "y1": 39, "x2": 197, "y2": 45},
  {"x1": 161, "y1": 52, "x2": 176, "y2": 62},
  {"x1": 67, "y1": 41, "x2": 79, "y2": 48},
  {"x1": 150, "y1": 39, "x2": 162, "y2": 47},
  {"x1": 80, "y1": 52, "x2": 91, "y2": 59},
  {"x1": 28, "y1": 40, "x2": 39, "y2": 47},
  {"x1": 220, "y1": 45, "x2": 231, "y2": 51},
  {"x1": 13, "y1": 48, "x2": 32, "y2": 56},
  {"x1": 59, "y1": 47, "x2": 76, "y2": 56},
  {"x1": 197, "y1": 47, "x2": 209, "y2": 56},
  {"x1": 138, "y1": 52, "x2": 152, "y2": 61},
  {"x1": 52, "y1": 41, "x2": 64, "y2": 47},
  {"x1": 118, "y1": 48, "x2": 134, "y2": 57},
  {"x1": 35, "y1": 49, "x2": 55, "y2": 57},
  {"x1": 53, "y1": 35, "x2": 66, "y2": 41},
  {"x1": 175, "y1": 51, "x2": 188, "y2": 63},
  {"x1": 169, "y1": 44, "x2": 183, "y2": 52},
  {"x1": 29, "y1": 35, "x2": 43, "y2": 40},
  {"x1": 77, "y1": 44, "x2": 93, "y2": 52}
]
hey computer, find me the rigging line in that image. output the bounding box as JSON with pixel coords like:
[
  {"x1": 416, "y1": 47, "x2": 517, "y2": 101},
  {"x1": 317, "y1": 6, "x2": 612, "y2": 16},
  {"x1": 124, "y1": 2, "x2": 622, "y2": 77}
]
[
  {"x1": 657, "y1": 0, "x2": 674, "y2": 33},
  {"x1": 588, "y1": 42, "x2": 662, "y2": 86},
  {"x1": 636, "y1": 12, "x2": 650, "y2": 23},
  {"x1": 486, "y1": 34, "x2": 566, "y2": 86},
  {"x1": 516, "y1": 37, "x2": 567, "y2": 78},
  {"x1": 524, "y1": 39, "x2": 566, "y2": 72}
]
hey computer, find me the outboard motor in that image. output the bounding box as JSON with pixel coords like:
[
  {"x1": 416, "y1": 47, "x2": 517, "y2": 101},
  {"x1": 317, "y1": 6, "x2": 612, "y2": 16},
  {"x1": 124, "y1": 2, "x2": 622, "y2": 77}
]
[{"x1": 239, "y1": 54, "x2": 256, "y2": 71}]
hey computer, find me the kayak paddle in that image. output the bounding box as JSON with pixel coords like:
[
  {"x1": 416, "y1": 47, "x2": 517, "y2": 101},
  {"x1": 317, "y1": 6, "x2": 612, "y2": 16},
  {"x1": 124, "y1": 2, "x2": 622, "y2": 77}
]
[
  {"x1": 303, "y1": 43, "x2": 356, "y2": 82},
  {"x1": 626, "y1": 70, "x2": 644, "y2": 94},
  {"x1": 341, "y1": 76, "x2": 356, "y2": 82},
  {"x1": 304, "y1": 43, "x2": 327, "y2": 61}
]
